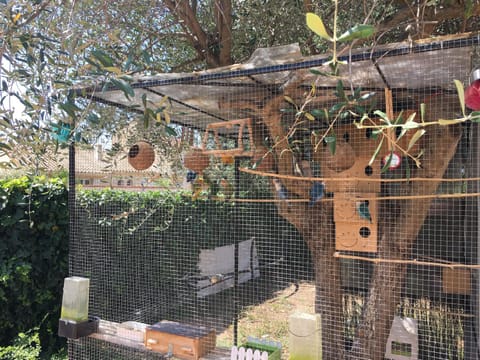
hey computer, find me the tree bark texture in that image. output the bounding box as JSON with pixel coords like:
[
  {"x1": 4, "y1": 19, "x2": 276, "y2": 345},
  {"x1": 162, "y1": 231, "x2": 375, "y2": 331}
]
[
  {"x1": 259, "y1": 91, "x2": 463, "y2": 359},
  {"x1": 353, "y1": 125, "x2": 463, "y2": 359}
]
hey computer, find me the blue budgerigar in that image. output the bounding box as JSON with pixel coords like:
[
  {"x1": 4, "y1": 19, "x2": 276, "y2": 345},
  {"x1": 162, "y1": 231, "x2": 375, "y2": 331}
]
[
  {"x1": 356, "y1": 200, "x2": 372, "y2": 223},
  {"x1": 273, "y1": 179, "x2": 288, "y2": 201},
  {"x1": 309, "y1": 181, "x2": 325, "y2": 207},
  {"x1": 186, "y1": 170, "x2": 197, "y2": 183}
]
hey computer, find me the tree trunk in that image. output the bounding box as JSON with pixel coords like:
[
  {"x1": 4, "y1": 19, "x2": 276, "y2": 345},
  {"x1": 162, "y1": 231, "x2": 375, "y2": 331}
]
[
  {"x1": 308, "y1": 205, "x2": 346, "y2": 360},
  {"x1": 277, "y1": 201, "x2": 345, "y2": 359},
  {"x1": 353, "y1": 125, "x2": 463, "y2": 359}
]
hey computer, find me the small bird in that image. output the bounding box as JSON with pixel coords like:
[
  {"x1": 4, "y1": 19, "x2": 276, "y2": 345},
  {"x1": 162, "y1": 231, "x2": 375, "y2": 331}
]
[
  {"x1": 309, "y1": 181, "x2": 325, "y2": 207},
  {"x1": 356, "y1": 200, "x2": 372, "y2": 223},
  {"x1": 273, "y1": 179, "x2": 288, "y2": 201},
  {"x1": 186, "y1": 170, "x2": 197, "y2": 183}
]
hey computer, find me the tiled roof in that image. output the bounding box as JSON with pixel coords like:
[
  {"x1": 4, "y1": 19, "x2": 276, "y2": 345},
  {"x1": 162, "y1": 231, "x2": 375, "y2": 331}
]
[
  {"x1": 1, "y1": 145, "x2": 167, "y2": 176},
  {"x1": 74, "y1": 147, "x2": 163, "y2": 176}
]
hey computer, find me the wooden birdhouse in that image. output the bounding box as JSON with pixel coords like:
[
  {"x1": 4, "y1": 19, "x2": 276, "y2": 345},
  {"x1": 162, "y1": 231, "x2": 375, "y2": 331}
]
[
  {"x1": 202, "y1": 118, "x2": 255, "y2": 157},
  {"x1": 184, "y1": 148, "x2": 210, "y2": 174},
  {"x1": 128, "y1": 141, "x2": 155, "y2": 170},
  {"x1": 314, "y1": 124, "x2": 382, "y2": 194},
  {"x1": 334, "y1": 192, "x2": 378, "y2": 252}
]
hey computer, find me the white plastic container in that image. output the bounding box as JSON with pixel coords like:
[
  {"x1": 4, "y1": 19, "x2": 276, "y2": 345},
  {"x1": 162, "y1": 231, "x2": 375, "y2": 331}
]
[
  {"x1": 60, "y1": 277, "x2": 90, "y2": 323},
  {"x1": 289, "y1": 312, "x2": 322, "y2": 360}
]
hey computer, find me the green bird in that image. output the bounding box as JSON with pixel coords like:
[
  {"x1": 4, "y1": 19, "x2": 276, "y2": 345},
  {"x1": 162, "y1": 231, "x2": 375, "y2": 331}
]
[{"x1": 356, "y1": 200, "x2": 372, "y2": 223}]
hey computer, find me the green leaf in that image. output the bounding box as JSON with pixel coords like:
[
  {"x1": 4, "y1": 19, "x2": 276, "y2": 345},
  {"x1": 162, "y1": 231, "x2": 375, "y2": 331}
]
[
  {"x1": 454, "y1": 79, "x2": 465, "y2": 116},
  {"x1": 330, "y1": 102, "x2": 345, "y2": 113},
  {"x1": 369, "y1": 137, "x2": 384, "y2": 166},
  {"x1": 337, "y1": 24, "x2": 375, "y2": 42},
  {"x1": 306, "y1": 13, "x2": 332, "y2": 41},
  {"x1": 381, "y1": 151, "x2": 394, "y2": 173},
  {"x1": 397, "y1": 112, "x2": 418, "y2": 141},
  {"x1": 336, "y1": 80, "x2": 345, "y2": 100},
  {"x1": 110, "y1": 78, "x2": 134, "y2": 99},
  {"x1": 165, "y1": 126, "x2": 177, "y2": 137},
  {"x1": 407, "y1": 129, "x2": 425, "y2": 151},
  {"x1": 103, "y1": 66, "x2": 123, "y2": 75},
  {"x1": 310, "y1": 109, "x2": 327, "y2": 118},
  {"x1": 373, "y1": 110, "x2": 389, "y2": 122},
  {"x1": 325, "y1": 135, "x2": 336, "y2": 155},
  {"x1": 304, "y1": 112, "x2": 315, "y2": 121},
  {"x1": 58, "y1": 101, "x2": 81, "y2": 119},
  {"x1": 86, "y1": 113, "x2": 100, "y2": 124},
  {"x1": 309, "y1": 69, "x2": 331, "y2": 76},
  {"x1": 284, "y1": 95, "x2": 296, "y2": 106},
  {"x1": 0, "y1": 142, "x2": 11, "y2": 150},
  {"x1": 359, "y1": 92, "x2": 376, "y2": 101},
  {"x1": 91, "y1": 50, "x2": 114, "y2": 67},
  {"x1": 420, "y1": 103, "x2": 426, "y2": 123},
  {"x1": 470, "y1": 111, "x2": 480, "y2": 123}
]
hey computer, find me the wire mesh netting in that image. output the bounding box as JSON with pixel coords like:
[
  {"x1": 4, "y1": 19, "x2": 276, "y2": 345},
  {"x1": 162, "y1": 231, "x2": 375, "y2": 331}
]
[{"x1": 67, "y1": 35, "x2": 480, "y2": 360}]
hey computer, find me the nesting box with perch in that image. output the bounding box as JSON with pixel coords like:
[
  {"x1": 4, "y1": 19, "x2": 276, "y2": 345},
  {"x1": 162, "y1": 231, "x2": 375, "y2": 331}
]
[
  {"x1": 128, "y1": 141, "x2": 155, "y2": 170},
  {"x1": 201, "y1": 118, "x2": 255, "y2": 157},
  {"x1": 334, "y1": 192, "x2": 378, "y2": 253}
]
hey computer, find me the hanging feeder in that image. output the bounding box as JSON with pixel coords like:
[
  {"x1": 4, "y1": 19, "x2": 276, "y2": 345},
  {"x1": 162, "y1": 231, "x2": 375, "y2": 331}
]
[
  {"x1": 184, "y1": 147, "x2": 210, "y2": 173},
  {"x1": 128, "y1": 141, "x2": 155, "y2": 170}
]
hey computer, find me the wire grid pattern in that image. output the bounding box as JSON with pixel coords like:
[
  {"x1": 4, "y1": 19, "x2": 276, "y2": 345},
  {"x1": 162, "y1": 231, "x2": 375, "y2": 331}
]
[{"x1": 69, "y1": 39, "x2": 479, "y2": 360}]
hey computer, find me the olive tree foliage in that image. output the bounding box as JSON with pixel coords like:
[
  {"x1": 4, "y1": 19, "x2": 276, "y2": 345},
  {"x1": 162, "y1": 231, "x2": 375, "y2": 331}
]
[{"x1": 1, "y1": 0, "x2": 478, "y2": 173}]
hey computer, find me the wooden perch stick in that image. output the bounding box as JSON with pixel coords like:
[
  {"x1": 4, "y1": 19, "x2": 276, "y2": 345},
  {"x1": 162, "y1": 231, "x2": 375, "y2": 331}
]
[
  {"x1": 240, "y1": 167, "x2": 480, "y2": 183},
  {"x1": 333, "y1": 252, "x2": 480, "y2": 269},
  {"x1": 199, "y1": 192, "x2": 480, "y2": 203}
]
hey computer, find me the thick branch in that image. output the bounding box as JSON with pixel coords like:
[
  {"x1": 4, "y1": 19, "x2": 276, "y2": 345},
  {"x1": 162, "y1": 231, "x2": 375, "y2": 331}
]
[
  {"x1": 354, "y1": 124, "x2": 463, "y2": 360},
  {"x1": 378, "y1": 2, "x2": 480, "y2": 38},
  {"x1": 214, "y1": 0, "x2": 232, "y2": 66},
  {"x1": 162, "y1": 0, "x2": 221, "y2": 67}
]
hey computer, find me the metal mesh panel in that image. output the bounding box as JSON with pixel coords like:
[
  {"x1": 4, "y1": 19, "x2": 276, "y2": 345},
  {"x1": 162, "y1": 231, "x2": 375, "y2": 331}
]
[{"x1": 68, "y1": 36, "x2": 480, "y2": 360}]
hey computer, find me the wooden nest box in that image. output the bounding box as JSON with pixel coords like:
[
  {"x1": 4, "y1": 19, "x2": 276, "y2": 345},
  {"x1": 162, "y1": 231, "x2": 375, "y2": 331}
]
[
  {"x1": 145, "y1": 321, "x2": 216, "y2": 360},
  {"x1": 128, "y1": 141, "x2": 155, "y2": 170},
  {"x1": 334, "y1": 192, "x2": 378, "y2": 253}
]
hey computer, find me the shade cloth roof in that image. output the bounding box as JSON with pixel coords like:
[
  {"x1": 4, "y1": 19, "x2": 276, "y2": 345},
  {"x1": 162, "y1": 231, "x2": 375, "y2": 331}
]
[{"x1": 77, "y1": 33, "x2": 480, "y2": 132}]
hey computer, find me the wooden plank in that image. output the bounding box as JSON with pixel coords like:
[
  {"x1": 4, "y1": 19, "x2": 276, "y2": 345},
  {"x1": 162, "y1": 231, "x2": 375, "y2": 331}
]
[{"x1": 88, "y1": 319, "x2": 227, "y2": 359}]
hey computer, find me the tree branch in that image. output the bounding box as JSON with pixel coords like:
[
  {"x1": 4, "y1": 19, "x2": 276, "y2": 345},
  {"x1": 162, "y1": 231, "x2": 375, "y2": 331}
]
[
  {"x1": 214, "y1": 0, "x2": 232, "y2": 66},
  {"x1": 162, "y1": 0, "x2": 220, "y2": 67}
]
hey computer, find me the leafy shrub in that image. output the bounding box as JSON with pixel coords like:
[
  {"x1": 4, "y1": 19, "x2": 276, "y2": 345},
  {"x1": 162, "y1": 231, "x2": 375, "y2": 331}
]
[
  {"x1": 0, "y1": 176, "x2": 69, "y2": 355},
  {"x1": 0, "y1": 177, "x2": 308, "y2": 359},
  {"x1": 0, "y1": 329, "x2": 41, "y2": 360}
]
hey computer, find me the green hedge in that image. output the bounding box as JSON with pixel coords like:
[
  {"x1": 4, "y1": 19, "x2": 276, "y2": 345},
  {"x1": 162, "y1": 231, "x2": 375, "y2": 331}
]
[
  {"x1": 0, "y1": 178, "x2": 309, "y2": 358},
  {"x1": 73, "y1": 189, "x2": 307, "y2": 323},
  {"x1": 0, "y1": 176, "x2": 69, "y2": 355}
]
